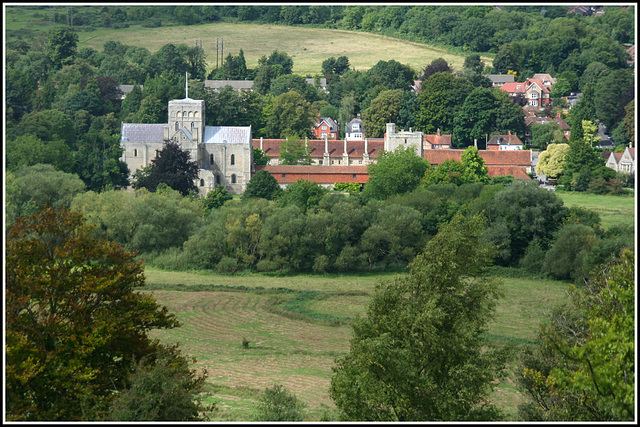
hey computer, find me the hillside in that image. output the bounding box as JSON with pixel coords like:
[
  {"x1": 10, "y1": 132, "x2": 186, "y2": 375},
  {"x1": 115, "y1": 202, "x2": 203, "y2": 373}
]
[{"x1": 76, "y1": 22, "x2": 488, "y2": 76}]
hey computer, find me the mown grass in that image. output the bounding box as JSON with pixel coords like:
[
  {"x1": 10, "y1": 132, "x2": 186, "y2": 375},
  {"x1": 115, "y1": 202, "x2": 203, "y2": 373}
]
[
  {"x1": 143, "y1": 268, "x2": 570, "y2": 421},
  {"x1": 556, "y1": 190, "x2": 636, "y2": 230}
]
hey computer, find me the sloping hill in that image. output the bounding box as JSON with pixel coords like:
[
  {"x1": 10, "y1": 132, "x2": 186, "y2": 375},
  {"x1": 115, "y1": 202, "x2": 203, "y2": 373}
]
[{"x1": 78, "y1": 22, "x2": 491, "y2": 75}]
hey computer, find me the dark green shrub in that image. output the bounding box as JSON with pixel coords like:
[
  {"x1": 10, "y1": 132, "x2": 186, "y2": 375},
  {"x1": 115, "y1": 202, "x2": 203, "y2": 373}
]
[{"x1": 255, "y1": 384, "x2": 306, "y2": 421}]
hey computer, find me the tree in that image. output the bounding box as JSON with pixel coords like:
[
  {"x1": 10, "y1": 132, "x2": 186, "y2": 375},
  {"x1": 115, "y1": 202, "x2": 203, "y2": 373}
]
[
  {"x1": 415, "y1": 72, "x2": 474, "y2": 134},
  {"x1": 253, "y1": 148, "x2": 270, "y2": 166},
  {"x1": 45, "y1": 26, "x2": 79, "y2": 70},
  {"x1": 264, "y1": 90, "x2": 318, "y2": 139},
  {"x1": 133, "y1": 140, "x2": 199, "y2": 196},
  {"x1": 517, "y1": 249, "x2": 634, "y2": 421},
  {"x1": 279, "y1": 179, "x2": 328, "y2": 213},
  {"x1": 367, "y1": 59, "x2": 415, "y2": 91},
  {"x1": 460, "y1": 145, "x2": 489, "y2": 183},
  {"x1": 362, "y1": 146, "x2": 430, "y2": 201},
  {"x1": 529, "y1": 122, "x2": 566, "y2": 149},
  {"x1": 279, "y1": 134, "x2": 312, "y2": 165},
  {"x1": 5, "y1": 206, "x2": 180, "y2": 420},
  {"x1": 242, "y1": 169, "x2": 283, "y2": 201},
  {"x1": 103, "y1": 346, "x2": 213, "y2": 421},
  {"x1": 256, "y1": 384, "x2": 306, "y2": 421},
  {"x1": 419, "y1": 57, "x2": 452, "y2": 81},
  {"x1": 362, "y1": 89, "x2": 403, "y2": 138},
  {"x1": 322, "y1": 56, "x2": 350, "y2": 79},
  {"x1": 536, "y1": 143, "x2": 570, "y2": 179},
  {"x1": 330, "y1": 213, "x2": 506, "y2": 421},
  {"x1": 204, "y1": 185, "x2": 232, "y2": 210},
  {"x1": 5, "y1": 164, "x2": 86, "y2": 226}
]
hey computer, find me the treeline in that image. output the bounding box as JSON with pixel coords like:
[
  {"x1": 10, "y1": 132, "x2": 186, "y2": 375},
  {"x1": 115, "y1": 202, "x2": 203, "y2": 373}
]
[{"x1": 19, "y1": 163, "x2": 621, "y2": 282}]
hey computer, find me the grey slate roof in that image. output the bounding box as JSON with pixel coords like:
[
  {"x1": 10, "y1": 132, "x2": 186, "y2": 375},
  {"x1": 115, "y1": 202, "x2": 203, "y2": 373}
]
[
  {"x1": 484, "y1": 74, "x2": 515, "y2": 84},
  {"x1": 346, "y1": 117, "x2": 364, "y2": 133},
  {"x1": 203, "y1": 126, "x2": 252, "y2": 144},
  {"x1": 121, "y1": 123, "x2": 166, "y2": 143},
  {"x1": 204, "y1": 80, "x2": 255, "y2": 91}
]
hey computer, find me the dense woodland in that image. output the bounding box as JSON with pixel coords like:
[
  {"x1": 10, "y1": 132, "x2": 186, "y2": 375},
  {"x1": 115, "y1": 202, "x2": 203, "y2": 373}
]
[{"x1": 4, "y1": 5, "x2": 636, "y2": 422}]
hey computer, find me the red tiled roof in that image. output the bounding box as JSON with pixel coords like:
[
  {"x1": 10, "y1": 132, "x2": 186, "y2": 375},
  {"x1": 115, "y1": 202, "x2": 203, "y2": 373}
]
[
  {"x1": 423, "y1": 149, "x2": 531, "y2": 167},
  {"x1": 628, "y1": 147, "x2": 635, "y2": 160},
  {"x1": 424, "y1": 133, "x2": 452, "y2": 147},
  {"x1": 255, "y1": 165, "x2": 370, "y2": 184},
  {"x1": 252, "y1": 139, "x2": 385, "y2": 158},
  {"x1": 486, "y1": 133, "x2": 524, "y2": 146},
  {"x1": 487, "y1": 166, "x2": 530, "y2": 180},
  {"x1": 501, "y1": 78, "x2": 549, "y2": 94}
]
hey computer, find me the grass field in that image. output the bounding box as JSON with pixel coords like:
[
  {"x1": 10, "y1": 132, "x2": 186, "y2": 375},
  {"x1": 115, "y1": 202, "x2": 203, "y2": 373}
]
[
  {"x1": 142, "y1": 269, "x2": 570, "y2": 421},
  {"x1": 556, "y1": 190, "x2": 636, "y2": 230},
  {"x1": 5, "y1": 5, "x2": 488, "y2": 76}
]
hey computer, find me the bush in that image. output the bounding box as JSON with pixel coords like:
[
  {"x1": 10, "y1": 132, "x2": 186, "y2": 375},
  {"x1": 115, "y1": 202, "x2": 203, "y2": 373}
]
[
  {"x1": 216, "y1": 257, "x2": 239, "y2": 274},
  {"x1": 255, "y1": 384, "x2": 306, "y2": 421}
]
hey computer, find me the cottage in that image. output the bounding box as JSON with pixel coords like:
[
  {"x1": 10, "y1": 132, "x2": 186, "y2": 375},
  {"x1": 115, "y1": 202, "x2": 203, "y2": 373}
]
[{"x1": 424, "y1": 128, "x2": 452, "y2": 149}]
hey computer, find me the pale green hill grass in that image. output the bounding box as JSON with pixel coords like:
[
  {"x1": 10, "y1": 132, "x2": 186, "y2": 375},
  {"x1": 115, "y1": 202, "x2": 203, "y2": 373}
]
[{"x1": 77, "y1": 22, "x2": 490, "y2": 76}]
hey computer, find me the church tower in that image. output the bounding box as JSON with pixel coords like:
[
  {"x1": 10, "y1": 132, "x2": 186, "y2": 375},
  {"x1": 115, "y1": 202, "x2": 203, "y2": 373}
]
[{"x1": 165, "y1": 74, "x2": 205, "y2": 163}]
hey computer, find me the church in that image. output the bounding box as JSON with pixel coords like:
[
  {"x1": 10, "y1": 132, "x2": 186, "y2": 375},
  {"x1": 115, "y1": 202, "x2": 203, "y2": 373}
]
[{"x1": 120, "y1": 82, "x2": 253, "y2": 195}]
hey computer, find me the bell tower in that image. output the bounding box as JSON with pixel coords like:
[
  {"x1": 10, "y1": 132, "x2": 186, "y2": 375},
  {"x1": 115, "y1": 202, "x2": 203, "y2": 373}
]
[{"x1": 166, "y1": 73, "x2": 205, "y2": 162}]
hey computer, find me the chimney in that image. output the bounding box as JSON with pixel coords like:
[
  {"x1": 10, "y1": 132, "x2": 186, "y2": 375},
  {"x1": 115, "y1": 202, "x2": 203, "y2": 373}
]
[
  {"x1": 437, "y1": 128, "x2": 441, "y2": 137},
  {"x1": 474, "y1": 138, "x2": 477, "y2": 148},
  {"x1": 556, "y1": 111, "x2": 562, "y2": 119}
]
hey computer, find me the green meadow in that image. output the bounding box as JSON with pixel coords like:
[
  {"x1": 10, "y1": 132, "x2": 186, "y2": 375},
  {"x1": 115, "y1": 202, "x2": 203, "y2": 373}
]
[
  {"x1": 556, "y1": 190, "x2": 636, "y2": 230},
  {"x1": 142, "y1": 269, "x2": 570, "y2": 421}
]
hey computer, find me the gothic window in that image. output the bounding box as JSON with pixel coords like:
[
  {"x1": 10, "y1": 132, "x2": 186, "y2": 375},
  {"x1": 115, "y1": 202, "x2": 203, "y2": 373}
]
[
  {"x1": 195, "y1": 111, "x2": 199, "y2": 118},
  {"x1": 231, "y1": 174, "x2": 237, "y2": 184},
  {"x1": 230, "y1": 154, "x2": 235, "y2": 165},
  {"x1": 210, "y1": 154, "x2": 214, "y2": 164},
  {"x1": 200, "y1": 179, "x2": 205, "y2": 187}
]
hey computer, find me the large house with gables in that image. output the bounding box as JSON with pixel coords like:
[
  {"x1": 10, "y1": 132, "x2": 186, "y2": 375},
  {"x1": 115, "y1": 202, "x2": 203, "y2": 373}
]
[{"x1": 500, "y1": 78, "x2": 551, "y2": 108}]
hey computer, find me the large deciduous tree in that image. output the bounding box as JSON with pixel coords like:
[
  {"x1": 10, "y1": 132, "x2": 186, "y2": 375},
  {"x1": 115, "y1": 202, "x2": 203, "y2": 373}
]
[
  {"x1": 242, "y1": 169, "x2": 283, "y2": 201},
  {"x1": 264, "y1": 90, "x2": 318, "y2": 139},
  {"x1": 132, "y1": 140, "x2": 199, "y2": 196},
  {"x1": 5, "y1": 206, "x2": 180, "y2": 420},
  {"x1": 362, "y1": 89, "x2": 403, "y2": 138},
  {"x1": 362, "y1": 146, "x2": 430, "y2": 201},
  {"x1": 536, "y1": 143, "x2": 570, "y2": 179},
  {"x1": 330, "y1": 213, "x2": 506, "y2": 421},
  {"x1": 415, "y1": 72, "x2": 474, "y2": 135},
  {"x1": 45, "y1": 26, "x2": 79, "y2": 70}
]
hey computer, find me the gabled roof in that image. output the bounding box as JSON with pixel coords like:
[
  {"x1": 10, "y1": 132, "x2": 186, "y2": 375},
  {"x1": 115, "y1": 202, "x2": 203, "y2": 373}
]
[
  {"x1": 487, "y1": 134, "x2": 524, "y2": 146},
  {"x1": 424, "y1": 132, "x2": 452, "y2": 147},
  {"x1": 627, "y1": 147, "x2": 635, "y2": 160},
  {"x1": 252, "y1": 139, "x2": 385, "y2": 159},
  {"x1": 423, "y1": 149, "x2": 531, "y2": 167},
  {"x1": 501, "y1": 78, "x2": 550, "y2": 94},
  {"x1": 346, "y1": 117, "x2": 364, "y2": 133},
  {"x1": 484, "y1": 74, "x2": 515, "y2": 84},
  {"x1": 524, "y1": 116, "x2": 570, "y2": 130},
  {"x1": 315, "y1": 117, "x2": 339, "y2": 132},
  {"x1": 121, "y1": 123, "x2": 166, "y2": 143},
  {"x1": 203, "y1": 126, "x2": 252, "y2": 144}
]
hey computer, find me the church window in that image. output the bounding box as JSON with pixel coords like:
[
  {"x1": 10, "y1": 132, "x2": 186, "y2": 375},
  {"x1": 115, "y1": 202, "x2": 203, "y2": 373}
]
[
  {"x1": 231, "y1": 174, "x2": 237, "y2": 184},
  {"x1": 134, "y1": 149, "x2": 138, "y2": 157},
  {"x1": 189, "y1": 111, "x2": 193, "y2": 118},
  {"x1": 216, "y1": 175, "x2": 220, "y2": 185},
  {"x1": 177, "y1": 111, "x2": 181, "y2": 118},
  {"x1": 200, "y1": 179, "x2": 205, "y2": 187},
  {"x1": 230, "y1": 154, "x2": 235, "y2": 165},
  {"x1": 175, "y1": 122, "x2": 179, "y2": 131},
  {"x1": 195, "y1": 111, "x2": 199, "y2": 118},
  {"x1": 191, "y1": 122, "x2": 194, "y2": 128},
  {"x1": 210, "y1": 154, "x2": 214, "y2": 164}
]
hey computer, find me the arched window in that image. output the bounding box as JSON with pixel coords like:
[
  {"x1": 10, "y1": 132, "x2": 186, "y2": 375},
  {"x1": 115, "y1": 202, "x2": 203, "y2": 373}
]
[
  {"x1": 216, "y1": 175, "x2": 220, "y2": 185},
  {"x1": 200, "y1": 179, "x2": 205, "y2": 187},
  {"x1": 134, "y1": 149, "x2": 138, "y2": 157},
  {"x1": 230, "y1": 154, "x2": 235, "y2": 165},
  {"x1": 231, "y1": 174, "x2": 237, "y2": 184},
  {"x1": 191, "y1": 122, "x2": 194, "y2": 128},
  {"x1": 210, "y1": 154, "x2": 214, "y2": 164},
  {"x1": 175, "y1": 122, "x2": 179, "y2": 131}
]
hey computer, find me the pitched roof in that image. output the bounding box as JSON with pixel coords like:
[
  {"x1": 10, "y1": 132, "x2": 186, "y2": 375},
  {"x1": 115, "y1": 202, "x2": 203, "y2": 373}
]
[
  {"x1": 487, "y1": 134, "x2": 524, "y2": 146},
  {"x1": 424, "y1": 131, "x2": 452, "y2": 147},
  {"x1": 524, "y1": 116, "x2": 570, "y2": 130},
  {"x1": 627, "y1": 147, "x2": 635, "y2": 160},
  {"x1": 203, "y1": 126, "x2": 252, "y2": 144},
  {"x1": 346, "y1": 117, "x2": 364, "y2": 133},
  {"x1": 121, "y1": 123, "x2": 166, "y2": 143},
  {"x1": 487, "y1": 166, "x2": 530, "y2": 180},
  {"x1": 256, "y1": 165, "x2": 370, "y2": 184},
  {"x1": 423, "y1": 149, "x2": 531, "y2": 167},
  {"x1": 252, "y1": 139, "x2": 385, "y2": 158},
  {"x1": 501, "y1": 78, "x2": 549, "y2": 94},
  {"x1": 484, "y1": 74, "x2": 515, "y2": 84},
  {"x1": 315, "y1": 117, "x2": 339, "y2": 132}
]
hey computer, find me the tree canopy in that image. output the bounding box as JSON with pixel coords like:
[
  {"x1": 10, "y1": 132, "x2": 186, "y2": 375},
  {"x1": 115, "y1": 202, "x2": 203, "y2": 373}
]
[
  {"x1": 5, "y1": 206, "x2": 181, "y2": 420},
  {"x1": 362, "y1": 146, "x2": 430, "y2": 201},
  {"x1": 132, "y1": 139, "x2": 199, "y2": 195},
  {"x1": 330, "y1": 212, "x2": 506, "y2": 421}
]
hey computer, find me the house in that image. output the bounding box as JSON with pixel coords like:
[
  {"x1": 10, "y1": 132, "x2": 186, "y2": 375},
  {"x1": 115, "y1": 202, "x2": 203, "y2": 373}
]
[
  {"x1": 345, "y1": 114, "x2": 365, "y2": 141},
  {"x1": 424, "y1": 128, "x2": 452, "y2": 149},
  {"x1": 484, "y1": 74, "x2": 514, "y2": 88},
  {"x1": 305, "y1": 77, "x2": 328, "y2": 92},
  {"x1": 500, "y1": 78, "x2": 551, "y2": 107},
  {"x1": 524, "y1": 112, "x2": 570, "y2": 144},
  {"x1": 606, "y1": 146, "x2": 635, "y2": 175},
  {"x1": 423, "y1": 149, "x2": 532, "y2": 180},
  {"x1": 487, "y1": 132, "x2": 524, "y2": 150},
  {"x1": 312, "y1": 117, "x2": 339, "y2": 140}
]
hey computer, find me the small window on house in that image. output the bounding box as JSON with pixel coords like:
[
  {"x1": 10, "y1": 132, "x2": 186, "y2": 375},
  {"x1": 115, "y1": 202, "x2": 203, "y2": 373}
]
[
  {"x1": 231, "y1": 174, "x2": 237, "y2": 184},
  {"x1": 200, "y1": 179, "x2": 205, "y2": 187},
  {"x1": 230, "y1": 154, "x2": 235, "y2": 165},
  {"x1": 353, "y1": 174, "x2": 357, "y2": 179},
  {"x1": 210, "y1": 154, "x2": 214, "y2": 164},
  {"x1": 282, "y1": 173, "x2": 286, "y2": 179}
]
